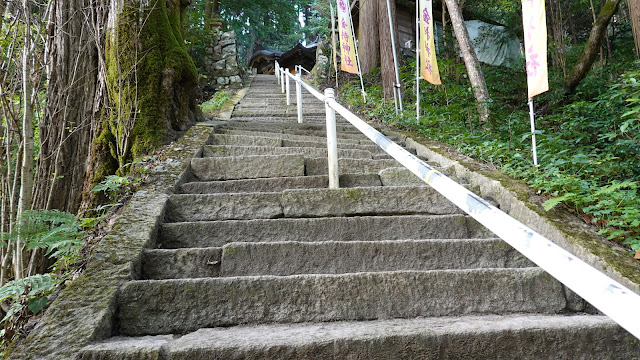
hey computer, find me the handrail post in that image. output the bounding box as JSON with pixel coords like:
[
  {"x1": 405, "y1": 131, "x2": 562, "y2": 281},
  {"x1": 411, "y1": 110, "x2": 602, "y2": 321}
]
[
  {"x1": 296, "y1": 72, "x2": 303, "y2": 123},
  {"x1": 281, "y1": 68, "x2": 285, "y2": 93},
  {"x1": 275, "y1": 61, "x2": 279, "y2": 83},
  {"x1": 285, "y1": 68, "x2": 291, "y2": 106},
  {"x1": 324, "y1": 88, "x2": 339, "y2": 189}
]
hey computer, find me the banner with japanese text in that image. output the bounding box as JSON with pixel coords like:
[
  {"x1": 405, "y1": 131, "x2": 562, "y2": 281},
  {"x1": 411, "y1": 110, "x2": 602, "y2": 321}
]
[
  {"x1": 337, "y1": 0, "x2": 359, "y2": 74},
  {"x1": 419, "y1": 0, "x2": 441, "y2": 85},
  {"x1": 522, "y1": 0, "x2": 548, "y2": 98}
]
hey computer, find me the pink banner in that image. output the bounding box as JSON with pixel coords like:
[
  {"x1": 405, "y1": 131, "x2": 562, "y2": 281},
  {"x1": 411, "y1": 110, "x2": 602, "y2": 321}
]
[
  {"x1": 337, "y1": 0, "x2": 359, "y2": 74},
  {"x1": 522, "y1": 0, "x2": 549, "y2": 98}
]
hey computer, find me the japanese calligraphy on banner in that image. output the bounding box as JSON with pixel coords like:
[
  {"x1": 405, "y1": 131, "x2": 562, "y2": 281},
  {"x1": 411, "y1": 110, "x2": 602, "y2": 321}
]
[
  {"x1": 337, "y1": 0, "x2": 359, "y2": 74},
  {"x1": 419, "y1": 0, "x2": 441, "y2": 85},
  {"x1": 522, "y1": 0, "x2": 548, "y2": 99}
]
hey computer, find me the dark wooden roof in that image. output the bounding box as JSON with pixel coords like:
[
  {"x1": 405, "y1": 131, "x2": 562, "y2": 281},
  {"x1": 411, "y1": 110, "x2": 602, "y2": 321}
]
[{"x1": 249, "y1": 43, "x2": 317, "y2": 74}]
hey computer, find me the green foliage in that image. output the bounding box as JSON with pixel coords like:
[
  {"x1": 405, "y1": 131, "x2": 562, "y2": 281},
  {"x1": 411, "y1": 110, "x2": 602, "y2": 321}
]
[
  {"x1": 90, "y1": 175, "x2": 130, "y2": 195},
  {"x1": 200, "y1": 91, "x2": 232, "y2": 113},
  {"x1": 0, "y1": 274, "x2": 57, "y2": 324},
  {"x1": 338, "y1": 49, "x2": 640, "y2": 254},
  {"x1": 90, "y1": 158, "x2": 147, "y2": 199},
  {"x1": 1, "y1": 210, "x2": 85, "y2": 270}
]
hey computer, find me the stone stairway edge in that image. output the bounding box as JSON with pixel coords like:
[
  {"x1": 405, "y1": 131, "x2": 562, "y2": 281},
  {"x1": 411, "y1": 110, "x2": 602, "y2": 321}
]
[{"x1": 5, "y1": 124, "x2": 216, "y2": 359}]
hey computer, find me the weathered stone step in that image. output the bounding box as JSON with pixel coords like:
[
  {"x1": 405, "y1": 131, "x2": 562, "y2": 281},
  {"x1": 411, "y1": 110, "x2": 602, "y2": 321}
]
[
  {"x1": 141, "y1": 238, "x2": 534, "y2": 279},
  {"x1": 232, "y1": 110, "x2": 326, "y2": 117},
  {"x1": 305, "y1": 157, "x2": 399, "y2": 175},
  {"x1": 227, "y1": 118, "x2": 358, "y2": 131},
  {"x1": 165, "y1": 186, "x2": 462, "y2": 222},
  {"x1": 80, "y1": 315, "x2": 639, "y2": 360},
  {"x1": 158, "y1": 214, "x2": 490, "y2": 249},
  {"x1": 191, "y1": 155, "x2": 304, "y2": 181},
  {"x1": 178, "y1": 174, "x2": 382, "y2": 194},
  {"x1": 210, "y1": 134, "x2": 387, "y2": 153},
  {"x1": 202, "y1": 145, "x2": 374, "y2": 159},
  {"x1": 235, "y1": 103, "x2": 325, "y2": 111},
  {"x1": 216, "y1": 129, "x2": 404, "y2": 147},
  {"x1": 142, "y1": 247, "x2": 222, "y2": 279},
  {"x1": 116, "y1": 268, "x2": 568, "y2": 336},
  {"x1": 218, "y1": 128, "x2": 370, "y2": 141}
]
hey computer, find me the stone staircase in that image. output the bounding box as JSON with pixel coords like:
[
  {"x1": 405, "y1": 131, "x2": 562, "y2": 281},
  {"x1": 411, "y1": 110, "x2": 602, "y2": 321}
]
[{"x1": 79, "y1": 75, "x2": 639, "y2": 359}]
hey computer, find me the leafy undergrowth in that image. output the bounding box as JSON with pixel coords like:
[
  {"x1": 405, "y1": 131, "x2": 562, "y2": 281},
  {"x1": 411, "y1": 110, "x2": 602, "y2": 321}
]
[
  {"x1": 337, "y1": 58, "x2": 640, "y2": 258},
  {"x1": 199, "y1": 90, "x2": 233, "y2": 117},
  {"x1": 0, "y1": 148, "x2": 176, "y2": 354}
]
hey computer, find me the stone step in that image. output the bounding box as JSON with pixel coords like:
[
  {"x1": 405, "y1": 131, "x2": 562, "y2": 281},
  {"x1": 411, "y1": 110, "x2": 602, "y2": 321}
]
[
  {"x1": 190, "y1": 155, "x2": 398, "y2": 181},
  {"x1": 141, "y1": 238, "x2": 534, "y2": 279},
  {"x1": 190, "y1": 155, "x2": 304, "y2": 181},
  {"x1": 227, "y1": 118, "x2": 357, "y2": 131},
  {"x1": 235, "y1": 103, "x2": 325, "y2": 110},
  {"x1": 165, "y1": 186, "x2": 462, "y2": 222},
  {"x1": 219, "y1": 128, "x2": 370, "y2": 141},
  {"x1": 305, "y1": 157, "x2": 398, "y2": 175},
  {"x1": 80, "y1": 315, "x2": 638, "y2": 360},
  {"x1": 157, "y1": 214, "x2": 490, "y2": 249},
  {"x1": 116, "y1": 268, "x2": 568, "y2": 336},
  {"x1": 202, "y1": 145, "x2": 374, "y2": 159},
  {"x1": 216, "y1": 129, "x2": 402, "y2": 147},
  {"x1": 178, "y1": 174, "x2": 382, "y2": 194},
  {"x1": 232, "y1": 110, "x2": 326, "y2": 117},
  {"x1": 210, "y1": 134, "x2": 385, "y2": 153}
]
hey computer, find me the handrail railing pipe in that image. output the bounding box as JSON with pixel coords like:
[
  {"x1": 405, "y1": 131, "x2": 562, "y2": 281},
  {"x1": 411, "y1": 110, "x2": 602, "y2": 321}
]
[
  {"x1": 280, "y1": 68, "x2": 285, "y2": 93},
  {"x1": 324, "y1": 88, "x2": 339, "y2": 188},
  {"x1": 285, "y1": 68, "x2": 291, "y2": 106},
  {"x1": 296, "y1": 72, "x2": 303, "y2": 123},
  {"x1": 274, "y1": 74, "x2": 640, "y2": 341},
  {"x1": 275, "y1": 61, "x2": 280, "y2": 84},
  {"x1": 296, "y1": 65, "x2": 311, "y2": 76}
]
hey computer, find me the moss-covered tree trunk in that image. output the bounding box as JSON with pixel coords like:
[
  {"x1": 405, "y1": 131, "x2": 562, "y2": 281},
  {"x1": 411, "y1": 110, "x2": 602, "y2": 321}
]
[
  {"x1": 565, "y1": 0, "x2": 621, "y2": 93},
  {"x1": 83, "y1": 0, "x2": 198, "y2": 208}
]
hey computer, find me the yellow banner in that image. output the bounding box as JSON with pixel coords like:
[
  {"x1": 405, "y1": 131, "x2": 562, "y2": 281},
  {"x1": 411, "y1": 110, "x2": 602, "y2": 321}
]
[
  {"x1": 337, "y1": 0, "x2": 359, "y2": 74},
  {"x1": 522, "y1": 0, "x2": 549, "y2": 99},
  {"x1": 419, "y1": 0, "x2": 441, "y2": 85}
]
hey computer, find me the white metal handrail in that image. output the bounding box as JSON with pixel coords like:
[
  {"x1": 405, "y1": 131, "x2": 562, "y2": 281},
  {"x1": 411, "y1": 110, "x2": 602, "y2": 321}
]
[
  {"x1": 273, "y1": 63, "x2": 640, "y2": 340},
  {"x1": 296, "y1": 65, "x2": 311, "y2": 76}
]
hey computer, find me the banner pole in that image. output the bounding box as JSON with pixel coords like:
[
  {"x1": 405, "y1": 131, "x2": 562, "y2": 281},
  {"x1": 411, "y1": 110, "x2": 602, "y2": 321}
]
[
  {"x1": 416, "y1": 0, "x2": 420, "y2": 123},
  {"x1": 528, "y1": 98, "x2": 539, "y2": 166},
  {"x1": 385, "y1": 0, "x2": 403, "y2": 112},
  {"x1": 347, "y1": 0, "x2": 366, "y2": 103},
  {"x1": 331, "y1": 3, "x2": 339, "y2": 89}
]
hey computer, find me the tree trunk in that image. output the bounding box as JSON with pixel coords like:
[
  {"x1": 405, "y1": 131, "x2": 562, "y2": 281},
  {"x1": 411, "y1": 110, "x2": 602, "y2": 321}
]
[
  {"x1": 567, "y1": 2, "x2": 579, "y2": 45},
  {"x1": 16, "y1": 0, "x2": 35, "y2": 280},
  {"x1": 378, "y1": 0, "x2": 399, "y2": 98},
  {"x1": 549, "y1": 0, "x2": 567, "y2": 77},
  {"x1": 629, "y1": 0, "x2": 640, "y2": 59},
  {"x1": 34, "y1": 0, "x2": 108, "y2": 214},
  {"x1": 359, "y1": 0, "x2": 379, "y2": 75},
  {"x1": 82, "y1": 0, "x2": 199, "y2": 210},
  {"x1": 443, "y1": 0, "x2": 491, "y2": 123},
  {"x1": 565, "y1": 0, "x2": 621, "y2": 93}
]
